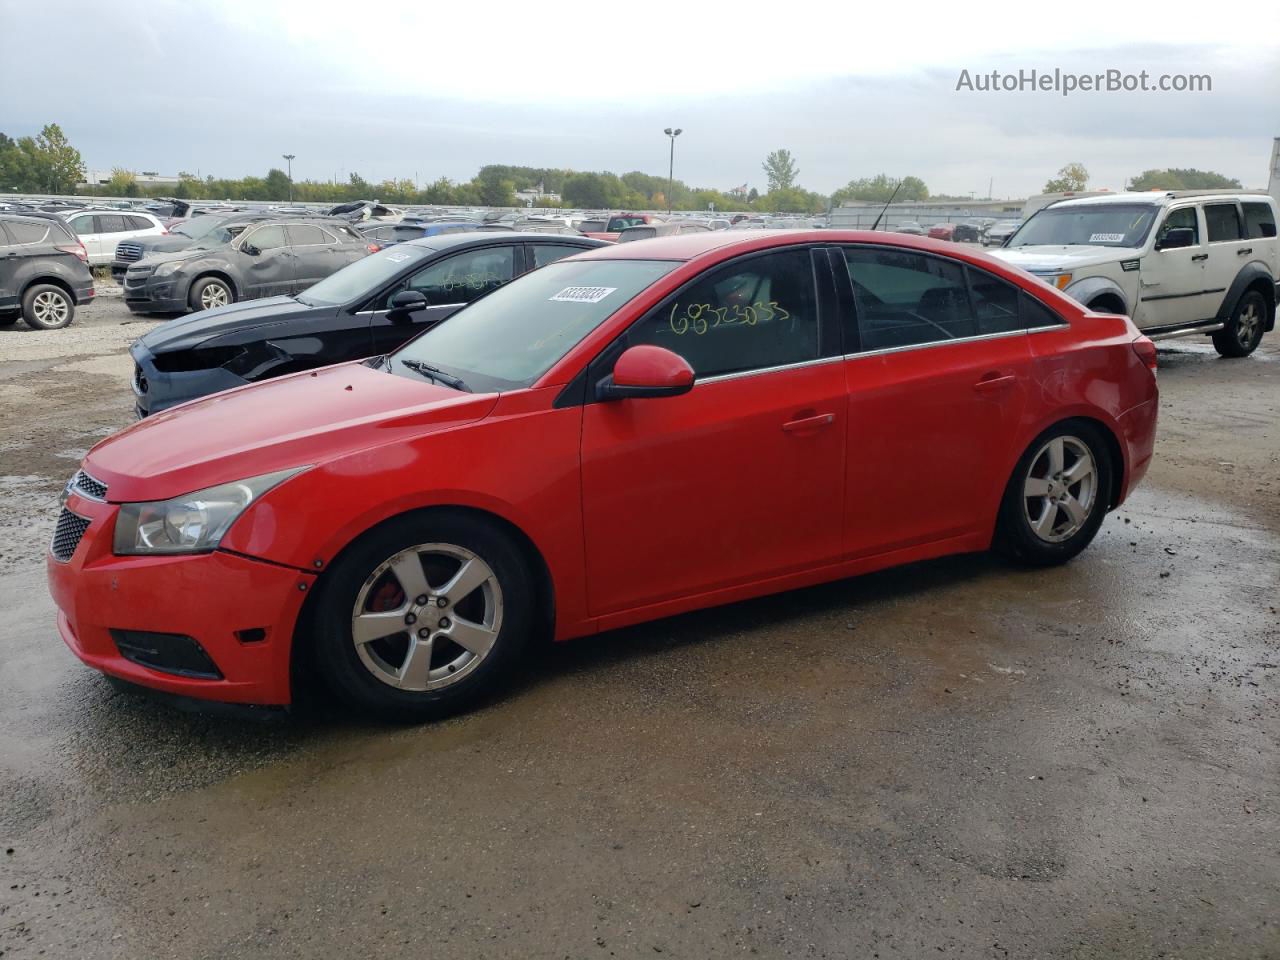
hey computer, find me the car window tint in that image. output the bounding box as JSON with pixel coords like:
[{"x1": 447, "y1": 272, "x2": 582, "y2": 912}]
[
  {"x1": 287, "y1": 224, "x2": 328, "y2": 246},
  {"x1": 1157, "y1": 207, "x2": 1199, "y2": 245},
  {"x1": 530, "y1": 244, "x2": 580, "y2": 269},
  {"x1": 1020, "y1": 293, "x2": 1064, "y2": 328},
  {"x1": 127, "y1": 215, "x2": 151, "y2": 230},
  {"x1": 245, "y1": 225, "x2": 287, "y2": 250},
  {"x1": 69, "y1": 216, "x2": 96, "y2": 236},
  {"x1": 1242, "y1": 202, "x2": 1277, "y2": 239},
  {"x1": 99, "y1": 214, "x2": 129, "y2": 233},
  {"x1": 7, "y1": 221, "x2": 50, "y2": 244},
  {"x1": 621, "y1": 249, "x2": 819, "y2": 378},
  {"x1": 968, "y1": 268, "x2": 1021, "y2": 335},
  {"x1": 845, "y1": 248, "x2": 976, "y2": 350},
  {"x1": 390, "y1": 246, "x2": 516, "y2": 307},
  {"x1": 1204, "y1": 204, "x2": 1242, "y2": 242}
]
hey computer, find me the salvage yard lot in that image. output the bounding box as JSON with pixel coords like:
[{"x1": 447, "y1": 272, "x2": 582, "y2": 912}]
[{"x1": 1, "y1": 294, "x2": 1278, "y2": 958}]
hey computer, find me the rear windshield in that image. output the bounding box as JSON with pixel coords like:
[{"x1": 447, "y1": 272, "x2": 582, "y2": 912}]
[
  {"x1": 1009, "y1": 203, "x2": 1158, "y2": 248},
  {"x1": 607, "y1": 216, "x2": 648, "y2": 231},
  {"x1": 618, "y1": 227, "x2": 656, "y2": 242}
]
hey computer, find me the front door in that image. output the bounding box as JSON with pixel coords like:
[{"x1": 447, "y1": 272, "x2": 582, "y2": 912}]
[
  {"x1": 580, "y1": 247, "x2": 847, "y2": 616},
  {"x1": 67, "y1": 214, "x2": 101, "y2": 262},
  {"x1": 237, "y1": 224, "x2": 295, "y2": 298},
  {"x1": 368, "y1": 245, "x2": 516, "y2": 356},
  {"x1": 1136, "y1": 205, "x2": 1210, "y2": 329}
]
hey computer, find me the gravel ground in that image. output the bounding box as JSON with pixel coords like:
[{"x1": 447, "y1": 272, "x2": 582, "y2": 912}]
[{"x1": 0, "y1": 293, "x2": 1277, "y2": 959}]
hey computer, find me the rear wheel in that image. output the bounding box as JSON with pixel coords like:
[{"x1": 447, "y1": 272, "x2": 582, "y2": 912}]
[
  {"x1": 1212, "y1": 290, "x2": 1266, "y2": 357},
  {"x1": 996, "y1": 422, "x2": 1113, "y2": 566},
  {"x1": 188, "y1": 276, "x2": 233, "y2": 313},
  {"x1": 21, "y1": 284, "x2": 75, "y2": 330},
  {"x1": 312, "y1": 512, "x2": 534, "y2": 722}
]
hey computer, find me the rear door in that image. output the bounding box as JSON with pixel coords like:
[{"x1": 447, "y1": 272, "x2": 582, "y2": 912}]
[
  {"x1": 835, "y1": 245, "x2": 1037, "y2": 557},
  {"x1": 236, "y1": 224, "x2": 294, "y2": 298},
  {"x1": 367, "y1": 244, "x2": 517, "y2": 356},
  {"x1": 286, "y1": 223, "x2": 342, "y2": 292},
  {"x1": 1201, "y1": 202, "x2": 1251, "y2": 317},
  {"x1": 0, "y1": 222, "x2": 18, "y2": 311}
]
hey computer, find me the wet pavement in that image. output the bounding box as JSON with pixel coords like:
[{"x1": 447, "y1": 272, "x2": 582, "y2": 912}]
[{"x1": 1, "y1": 305, "x2": 1278, "y2": 959}]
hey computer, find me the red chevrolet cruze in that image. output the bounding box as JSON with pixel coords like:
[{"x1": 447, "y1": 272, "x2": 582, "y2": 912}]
[{"x1": 48, "y1": 231, "x2": 1158, "y2": 720}]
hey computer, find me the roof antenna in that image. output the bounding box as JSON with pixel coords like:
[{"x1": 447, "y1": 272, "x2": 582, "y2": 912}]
[{"x1": 871, "y1": 180, "x2": 903, "y2": 231}]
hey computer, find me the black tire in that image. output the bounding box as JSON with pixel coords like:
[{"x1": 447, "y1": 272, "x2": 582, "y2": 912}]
[
  {"x1": 1212, "y1": 290, "x2": 1266, "y2": 358},
  {"x1": 311, "y1": 511, "x2": 534, "y2": 722},
  {"x1": 995, "y1": 420, "x2": 1114, "y2": 567},
  {"x1": 21, "y1": 284, "x2": 75, "y2": 330},
  {"x1": 188, "y1": 276, "x2": 234, "y2": 313}
]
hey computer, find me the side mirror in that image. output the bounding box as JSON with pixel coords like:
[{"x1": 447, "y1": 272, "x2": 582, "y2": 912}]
[
  {"x1": 1155, "y1": 227, "x2": 1194, "y2": 251},
  {"x1": 387, "y1": 289, "x2": 428, "y2": 320},
  {"x1": 241, "y1": 243, "x2": 261, "y2": 256},
  {"x1": 596, "y1": 345, "x2": 694, "y2": 401}
]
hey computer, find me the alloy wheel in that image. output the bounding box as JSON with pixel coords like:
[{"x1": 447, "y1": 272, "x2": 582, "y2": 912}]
[
  {"x1": 351, "y1": 542, "x2": 503, "y2": 691},
  {"x1": 201, "y1": 283, "x2": 230, "y2": 310},
  {"x1": 32, "y1": 291, "x2": 70, "y2": 326},
  {"x1": 1022, "y1": 435, "x2": 1098, "y2": 543},
  {"x1": 1236, "y1": 300, "x2": 1261, "y2": 349}
]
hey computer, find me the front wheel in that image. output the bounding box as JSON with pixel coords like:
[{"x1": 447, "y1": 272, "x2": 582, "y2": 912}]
[
  {"x1": 188, "y1": 276, "x2": 234, "y2": 313},
  {"x1": 1212, "y1": 290, "x2": 1266, "y2": 357},
  {"x1": 311, "y1": 512, "x2": 534, "y2": 722},
  {"x1": 995, "y1": 422, "x2": 1113, "y2": 566},
  {"x1": 22, "y1": 284, "x2": 75, "y2": 330}
]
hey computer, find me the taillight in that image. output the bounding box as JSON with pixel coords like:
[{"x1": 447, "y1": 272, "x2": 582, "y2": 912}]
[
  {"x1": 367, "y1": 243, "x2": 381, "y2": 253},
  {"x1": 1131, "y1": 336, "x2": 1157, "y2": 373},
  {"x1": 56, "y1": 243, "x2": 88, "y2": 263}
]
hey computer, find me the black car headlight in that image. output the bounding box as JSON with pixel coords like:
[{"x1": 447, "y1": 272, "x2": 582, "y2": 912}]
[{"x1": 113, "y1": 468, "x2": 305, "y2": 556}]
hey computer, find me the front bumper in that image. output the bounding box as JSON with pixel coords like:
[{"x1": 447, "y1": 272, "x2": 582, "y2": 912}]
[
  {"x1": 122, "y1": 267, "x2": 189, "y2": 313},
  {"x1": 47, "y1": 492, "x2": 314, "y2": 705},
  {"x1": 131, "y1": 341, "x2": 250, "y2": 418}
]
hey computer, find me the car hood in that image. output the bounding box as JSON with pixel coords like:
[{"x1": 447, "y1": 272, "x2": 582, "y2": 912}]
[
  {"x1": 137, "y1": 246, "x2": 228, "y2": 268},
  {"x1": 83, "y1": 362, "x2": 499, "y2": 503},
  {"x1": 137, "y1": 296, "x2": 323, "y2": 353},
  {"x1": 128, "y1": 235, "x2": 196, "y2": 255},
  {"x1": 990, "y1": 245, "x2": 1135, "y2": 272}
]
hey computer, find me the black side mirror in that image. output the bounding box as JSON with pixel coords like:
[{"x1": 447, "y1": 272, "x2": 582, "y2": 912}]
[
  {"x1": 1156, "y1": 227, "x2": 1194, "y2": 251},
  {"x1": 388, "y1": 289, "x2": 428, "y2": 320},
  {"x1": 241, "y1": 243, "x2": 261, "y2": 256}
]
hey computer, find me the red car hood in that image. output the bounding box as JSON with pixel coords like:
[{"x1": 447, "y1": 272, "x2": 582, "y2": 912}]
[{"x1": 85, "y1": 362, "x2": 498, "y2": 503}]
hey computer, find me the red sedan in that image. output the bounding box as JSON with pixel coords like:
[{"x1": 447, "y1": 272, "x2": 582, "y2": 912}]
[
  {"x1": 48, "y1": 231, "x2": 1158, "y2": 720},
  {"x1": 927, "y1": 223, "x2": 957, "y2": 241}
]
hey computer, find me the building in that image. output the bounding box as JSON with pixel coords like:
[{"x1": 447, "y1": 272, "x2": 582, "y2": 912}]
[{"x1": 81, "y1": 169, "x2": 182, "y2": 190}]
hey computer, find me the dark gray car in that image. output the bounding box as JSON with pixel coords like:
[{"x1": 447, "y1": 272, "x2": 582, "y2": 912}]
[
  {"x1": 123, "y1": 217, "x2": 376, "y2": 315},
  {"x1": 111, "y1": 211, "x2": 269, "y2": 280},
  {"x1": 0, "y1": 214, "x2": 95, "y2": 330}
]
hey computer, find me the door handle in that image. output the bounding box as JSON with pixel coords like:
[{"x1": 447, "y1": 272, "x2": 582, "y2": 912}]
[
  {"x1": 1191, "y1": 254, "x2": 1208, "y2": 262},
  {"x1": 973, "y1": 373, "x2": 1017, "y2": 394},
  {"x1": 782, "y1": 413, "x2": 834, "y2": 434},
  {"x1": 1237, "y1": 247, "x2": 1253, "y2": 256}
]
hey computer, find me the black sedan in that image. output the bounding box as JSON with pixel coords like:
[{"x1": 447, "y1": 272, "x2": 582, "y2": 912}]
[{"x1": 129, "y1": 232, "x2": 607, "y2": 416}]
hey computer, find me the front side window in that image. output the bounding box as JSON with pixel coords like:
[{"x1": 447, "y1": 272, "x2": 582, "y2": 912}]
[
  {"x1": 243, "y1": 225, "x2": 287, "y2": 251},
  {"x1": 385, "y1": 246, "x2": 516, "y2": 308},
  {"x1": 531, "y1": 243, "x2": 582, "y2": 269},
  {"x1": 1242, "y1": 202, "x2": 1277, "y2": 239},
  {"x1": 845, "y1": 248, "x2": 975, "y2": 349},
  {"x1": 299, "y1": 245, "x2": 434, "y2": 307},
  {"x1": 1156, "y1": 207, "x2": 1199, "y2": 245},
  {"x1": 69, "y1": 215, "x2": 96, "y2": 236},
  {"x1": 620, "y1": 249, "x2": 819, "y2": 378},
  {"x1": 1008, "y1": 203, "x2": 1158, "y2": 248},
  {"x1": 1204, "y1": 204, "x2": 1242, "y2": 242}
]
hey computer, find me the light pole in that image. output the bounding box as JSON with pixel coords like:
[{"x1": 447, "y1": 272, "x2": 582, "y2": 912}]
[
  {"x1": 663, "y1": 127, "x2": 682, "y2": 214},
  {"x1": 282, "y1": 154, "x2": 296, "y2": 202}
]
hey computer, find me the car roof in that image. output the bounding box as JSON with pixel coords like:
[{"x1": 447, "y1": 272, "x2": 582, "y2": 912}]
[
  {"x1": 1049, "y1": 191, "x2": 1275, "y2": 210},
  {"x1": 399, "y1": 231, "x2": 609, "y2": 254}
]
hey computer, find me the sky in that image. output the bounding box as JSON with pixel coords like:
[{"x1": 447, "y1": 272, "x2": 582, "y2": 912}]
[{"x1": 2, "y1": 0, "x2": 1278, "y2": 199}]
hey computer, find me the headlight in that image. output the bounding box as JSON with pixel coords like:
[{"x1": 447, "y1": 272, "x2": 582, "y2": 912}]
[
  {"x1": 1041, "y1": 272, "x2": 1073, "y2": 290},
  {"x1": 153, "y1": 261, "x2": 181, "y2": 277},
  {"x1": 113, "y1": 468, "x2": 305, "y2": 556}
]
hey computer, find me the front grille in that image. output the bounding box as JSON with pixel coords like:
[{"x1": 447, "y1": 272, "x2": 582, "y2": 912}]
[
  {"x1": 51, "y1": 509, "x2": 91, "y2": 562},
  {"x1": 72, "y1": 470, "x2": 109, "y2": 500},
  {"x1": 133, "y1": 364, "x2": 148, "y2": 395},
  {"x1": 116, "y1": 241, "x2": 143, "y2": 262}
]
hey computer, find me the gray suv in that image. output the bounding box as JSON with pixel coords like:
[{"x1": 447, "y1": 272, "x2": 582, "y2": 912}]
[
  {"x1": 0, "y1": 214, "x2": 95, "y2": 330},
  {"x1": 123, "y1": 217, "x2": 376, "y2": 314}
]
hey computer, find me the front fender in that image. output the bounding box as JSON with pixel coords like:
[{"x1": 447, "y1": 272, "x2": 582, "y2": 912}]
[{"x1": 1063, "y1": 275, "x2": 1129, "y2": 313}]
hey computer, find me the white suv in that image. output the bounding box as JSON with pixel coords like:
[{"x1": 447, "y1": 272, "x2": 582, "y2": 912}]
[
  {"x1": 63, "y1": 210, "x2": 167, "y2": 266},
  {"x1": 991, "y1": 192, "x2": 1279, "y2": 357}
]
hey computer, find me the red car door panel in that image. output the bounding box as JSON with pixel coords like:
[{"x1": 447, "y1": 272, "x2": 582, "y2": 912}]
[{"x1": 581, "y1": 361, "x2": 847, "y2": 616}]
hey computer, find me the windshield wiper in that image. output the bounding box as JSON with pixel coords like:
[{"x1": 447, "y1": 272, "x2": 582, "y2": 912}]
[{"x1": 398, "y1": 357, "x2": 470, "y2": 392}]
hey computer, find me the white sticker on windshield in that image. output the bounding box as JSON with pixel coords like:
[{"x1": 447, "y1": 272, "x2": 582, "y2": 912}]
[
  {"x1": 384, "y1": 252, "x2": 412, "y2": 262},
  {"x1": 1089, "y1": 233, "x2": 1126, "y2": 243},
  {"x1": 549, "y1": 286, "x2": 617, "y2": 304}
]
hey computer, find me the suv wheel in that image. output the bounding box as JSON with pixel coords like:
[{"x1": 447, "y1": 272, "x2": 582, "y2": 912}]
[
  {"x1": 1212, "y1": 290, "x2": 1266, "y2": 357},
  {"x1": 22, "y1": 284, "x2": 75, "y2": 330},
  {"x1": 189, "y1": 277, "x2": 233, "y2": 312}
]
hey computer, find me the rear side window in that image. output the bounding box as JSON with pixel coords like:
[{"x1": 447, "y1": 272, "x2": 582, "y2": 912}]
[
  {"x1": 99, "y1": 214, "x2": 129, "y2": 233},
  {"x1": 967, "y1": 269, "x2": 1020, "y2": 335},
  {"x1": 126, "y1": 215, "x2": 153, "y2": 230},
  {"x1": 1020, "y1": 293, "x2": 1065, "y2": 328},
  {"x1": 844, "y1": 248, "x2": 975, "y2": 349},
  {"x1": 621, "y1": 249, "x2": 820, "y2": 378},
  {"x1": 7, "y1": 221, "x2": 50, "y2": 244},
  {"x1": 1242, "y1": 202, "x2": 1277, "y2": 239},
  {"x1": 1204, "y1": 204, "x2": 1242, "y2": 242},
  {"x1": 530, "y1": 243, "x2": 580, "y2": 268},
  {"x1": 287, "y1": 224, "x2": 330, "y2": 245}
]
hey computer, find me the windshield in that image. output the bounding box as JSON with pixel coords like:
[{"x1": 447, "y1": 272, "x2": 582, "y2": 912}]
[
  {"x1": 391, "y1": 258, "x2": 677, "y2": 392},
  {"x1": 298, "y1": 244, "x2": 434, "y2": 305},
  {"x1": 1009, "y1": 203, "x2": 1158, "y2": 248},
  {"x1": 173, "y1": 215, "x2": 226, "y2": 241}
]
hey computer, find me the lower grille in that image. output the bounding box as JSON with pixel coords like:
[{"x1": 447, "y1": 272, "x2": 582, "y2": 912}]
[
  {"x1": 72, "y1": 469, "x2": 108, "y2": 500},
  {"x1": 51, "y1": 509, "x2": 91, "y2": 562}
]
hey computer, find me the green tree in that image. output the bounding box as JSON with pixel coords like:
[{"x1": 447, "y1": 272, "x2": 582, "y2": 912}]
[
  {"x1": 106, "y1": 167, "x2": 137, "y2": 195},
  {"x1": 1128, "y1": 167, "x2": 1241, "y2": 191},
  {"x1": 34, "y1": 123, "x2": 85, "y2": 193},
  {"x1": 265, "y1": 167, "x2": 291, "y2": 201},
  {"x1": 831, "y1": 174, "x2": 929, "y2": 205},
  {"x1": 762, "y1": 149, "x2": 799, "y2": 192},
  {"x1": 1043, "y1": 162, "x2": 1089, "y2": 193},
  {"x1": 473, "y1": 167, "x2": 516, "y2": 206}
]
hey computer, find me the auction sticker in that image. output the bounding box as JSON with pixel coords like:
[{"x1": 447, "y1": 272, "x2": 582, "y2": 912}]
[
  {"x1": 384, "y1": 252, "x2": 412, "y2": 262},
  {"x1": 550, "y1": 286, "x2": 617, "y2": 303},
  {"x1": 1089, "y1": 233, "x2": 1126, "y2": 243}
]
